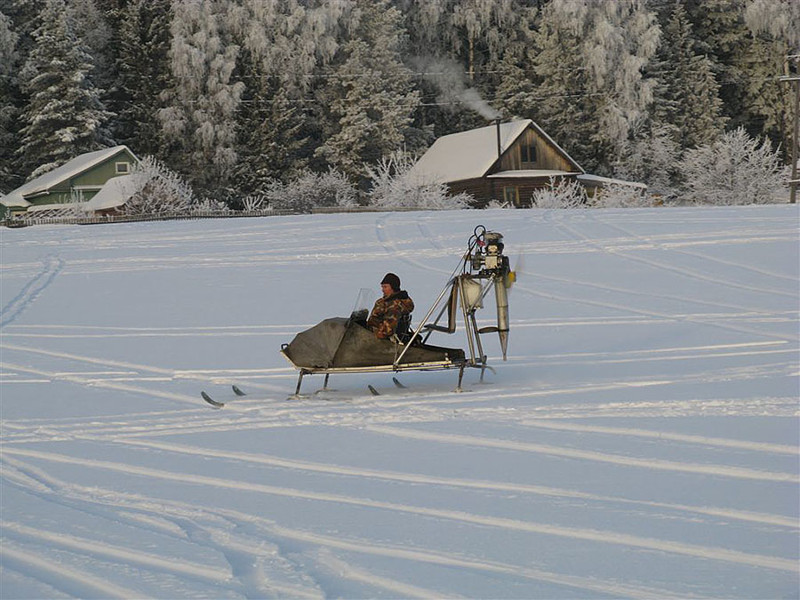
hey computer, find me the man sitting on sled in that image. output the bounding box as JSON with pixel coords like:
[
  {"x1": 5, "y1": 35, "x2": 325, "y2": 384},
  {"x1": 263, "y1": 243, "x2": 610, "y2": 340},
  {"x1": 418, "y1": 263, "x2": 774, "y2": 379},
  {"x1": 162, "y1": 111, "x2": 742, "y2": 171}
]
[{"x1": 367, "y1": 273, "x2": 414, "y2": 341}]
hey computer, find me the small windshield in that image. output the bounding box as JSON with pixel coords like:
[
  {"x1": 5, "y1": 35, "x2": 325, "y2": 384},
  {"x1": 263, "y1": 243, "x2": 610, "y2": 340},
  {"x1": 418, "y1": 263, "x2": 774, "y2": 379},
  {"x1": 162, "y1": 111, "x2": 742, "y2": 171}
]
[{"x1": 351, "y1": 287, "x2": 376, "y2": 320}]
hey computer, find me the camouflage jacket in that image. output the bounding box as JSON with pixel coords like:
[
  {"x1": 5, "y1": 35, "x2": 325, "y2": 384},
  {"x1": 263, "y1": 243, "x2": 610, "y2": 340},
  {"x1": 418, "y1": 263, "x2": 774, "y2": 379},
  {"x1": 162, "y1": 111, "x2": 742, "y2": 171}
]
[{"x1": 367, "y1": 290, "x2": 414, "y2": 339}]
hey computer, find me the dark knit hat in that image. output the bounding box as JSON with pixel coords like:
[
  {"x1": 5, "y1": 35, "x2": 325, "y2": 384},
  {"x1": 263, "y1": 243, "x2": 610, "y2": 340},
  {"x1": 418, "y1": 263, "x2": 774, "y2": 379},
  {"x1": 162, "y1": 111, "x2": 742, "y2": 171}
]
[{"x1": 381, "y1": 272, "x2": 401, "y2": 291}]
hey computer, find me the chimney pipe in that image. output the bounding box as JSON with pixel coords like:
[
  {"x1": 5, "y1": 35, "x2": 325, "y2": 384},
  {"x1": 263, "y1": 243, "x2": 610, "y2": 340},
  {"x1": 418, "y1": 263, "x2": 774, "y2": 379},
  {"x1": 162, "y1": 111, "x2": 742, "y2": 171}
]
[{"x1": 495, "y1": 118, "x2": 502, "y2": 163}]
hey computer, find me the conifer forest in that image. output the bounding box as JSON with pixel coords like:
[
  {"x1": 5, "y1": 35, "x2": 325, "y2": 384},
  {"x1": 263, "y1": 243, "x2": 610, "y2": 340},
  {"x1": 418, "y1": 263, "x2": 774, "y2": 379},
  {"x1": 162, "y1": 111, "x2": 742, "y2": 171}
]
[{"x1": 1, "y1": 0, "x2": 798, "y2": 206}]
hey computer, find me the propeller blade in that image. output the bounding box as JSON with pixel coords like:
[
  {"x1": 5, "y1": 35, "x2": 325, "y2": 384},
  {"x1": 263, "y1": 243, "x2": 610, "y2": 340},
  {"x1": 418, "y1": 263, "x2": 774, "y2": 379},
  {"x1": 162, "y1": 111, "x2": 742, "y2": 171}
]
[{"x1": 506, "y1": 253, "x2": 524, "y2": 290}]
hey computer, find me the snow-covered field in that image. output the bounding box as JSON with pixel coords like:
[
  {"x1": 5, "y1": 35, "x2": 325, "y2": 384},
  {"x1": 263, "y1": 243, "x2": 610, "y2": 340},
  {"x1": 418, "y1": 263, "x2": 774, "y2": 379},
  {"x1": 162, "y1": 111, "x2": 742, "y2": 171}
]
[{"x1": 1, "y1": 206, "x2": 798, "y2": 599}]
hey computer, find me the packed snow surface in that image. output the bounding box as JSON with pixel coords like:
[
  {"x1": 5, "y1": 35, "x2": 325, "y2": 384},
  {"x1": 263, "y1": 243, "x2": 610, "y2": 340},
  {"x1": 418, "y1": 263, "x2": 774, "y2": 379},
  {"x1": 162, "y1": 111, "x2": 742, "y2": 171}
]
[{"x1": 1, "y1": 206, "x2": 798, "y2": 599}]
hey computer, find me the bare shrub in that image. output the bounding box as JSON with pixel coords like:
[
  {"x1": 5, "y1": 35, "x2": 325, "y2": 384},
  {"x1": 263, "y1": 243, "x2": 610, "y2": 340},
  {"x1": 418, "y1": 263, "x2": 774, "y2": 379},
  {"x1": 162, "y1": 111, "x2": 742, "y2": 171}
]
[
  {"x1": 366, "y1": 152, "x2": 472, "y2": 210},
  {"x1": 531, "y1": 177, "x2": 588, "y2": 209}
]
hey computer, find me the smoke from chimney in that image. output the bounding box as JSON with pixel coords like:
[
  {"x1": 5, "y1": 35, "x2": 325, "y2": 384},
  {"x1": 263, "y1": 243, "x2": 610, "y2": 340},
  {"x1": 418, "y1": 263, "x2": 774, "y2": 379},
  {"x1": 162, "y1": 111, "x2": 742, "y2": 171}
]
[{"x1": 413, "y1": 56, "x2": 501, "y2": 121}]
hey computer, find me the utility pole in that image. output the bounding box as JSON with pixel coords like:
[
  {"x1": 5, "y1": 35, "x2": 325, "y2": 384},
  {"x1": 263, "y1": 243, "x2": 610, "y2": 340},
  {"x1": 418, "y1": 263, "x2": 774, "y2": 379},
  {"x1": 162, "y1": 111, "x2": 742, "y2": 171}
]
[{"x1": 781, "y1": 54, "x2": 800, "y2": 204}]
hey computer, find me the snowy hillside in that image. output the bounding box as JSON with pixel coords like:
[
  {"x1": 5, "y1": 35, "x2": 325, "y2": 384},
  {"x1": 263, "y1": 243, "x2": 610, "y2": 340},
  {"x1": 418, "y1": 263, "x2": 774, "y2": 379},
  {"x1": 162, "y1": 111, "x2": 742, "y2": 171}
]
[{"x1": 1, "y1": 206, "x2": 798, "y2": 599}]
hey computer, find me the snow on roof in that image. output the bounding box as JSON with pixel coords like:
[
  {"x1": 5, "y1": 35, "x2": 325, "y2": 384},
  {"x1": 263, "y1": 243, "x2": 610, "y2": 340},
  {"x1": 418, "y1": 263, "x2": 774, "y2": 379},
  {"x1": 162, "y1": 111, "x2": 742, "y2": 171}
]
[
  {"x1": 0, "y1": 191, "x2": 31, "y2": 208},
  {"x1": 577, "y1": 174, "x2": 647, "y2": 189},
  {"x1": 487, "y1": 169, "x2": 580, "y2": 179},
  {"x1": 0, "y1": 145, "x2": 137, "y2": 207},
  {"x1": 407, "y1": 120, "x2": 533, "y2": 184},
  {"x1": 84, "y1": 174, "x2": 143, "y2": 211}
]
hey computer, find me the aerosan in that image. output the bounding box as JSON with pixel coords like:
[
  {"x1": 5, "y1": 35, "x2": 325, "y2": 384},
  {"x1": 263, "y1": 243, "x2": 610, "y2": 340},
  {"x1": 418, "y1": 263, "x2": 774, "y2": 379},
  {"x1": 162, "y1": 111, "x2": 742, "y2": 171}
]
[{"x1": 280, "y1": 225, "x2": 516, "y2": 396}]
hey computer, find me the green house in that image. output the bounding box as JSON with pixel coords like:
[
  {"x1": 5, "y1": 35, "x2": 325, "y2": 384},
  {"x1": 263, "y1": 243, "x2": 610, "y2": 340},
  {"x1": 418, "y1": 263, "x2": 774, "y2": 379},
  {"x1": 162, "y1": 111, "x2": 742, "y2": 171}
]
[{"x1": 1, "y1": 146, "x2": 139, "y2": 218}]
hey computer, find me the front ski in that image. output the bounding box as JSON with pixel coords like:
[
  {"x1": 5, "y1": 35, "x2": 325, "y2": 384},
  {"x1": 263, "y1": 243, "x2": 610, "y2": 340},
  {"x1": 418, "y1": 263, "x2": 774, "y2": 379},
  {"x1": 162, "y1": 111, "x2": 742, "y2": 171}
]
[
  {"x1": 201, "y1": 391, "x2": 225, "y2": 408},
  {"x1": 368, "y1": 378, "x2": 407, "y2": 396},
  {"x1": 201, "y1": 384, "x2": 247, "y2": 408}
]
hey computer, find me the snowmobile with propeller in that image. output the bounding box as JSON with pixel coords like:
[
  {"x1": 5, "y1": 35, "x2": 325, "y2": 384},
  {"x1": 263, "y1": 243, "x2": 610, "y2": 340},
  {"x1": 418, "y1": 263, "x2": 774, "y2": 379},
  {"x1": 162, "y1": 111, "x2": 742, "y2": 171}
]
[{"x1": 279, "y1": 225, "x2": 516, "y2": 396}]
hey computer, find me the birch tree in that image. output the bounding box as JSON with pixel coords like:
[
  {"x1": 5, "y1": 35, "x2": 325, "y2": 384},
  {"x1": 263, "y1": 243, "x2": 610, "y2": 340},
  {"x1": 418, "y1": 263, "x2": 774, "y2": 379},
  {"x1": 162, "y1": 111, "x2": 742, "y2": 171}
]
[
  {"x1": 158, "y1": 0, "x2": 244, "y2": 194},
  {"x1": 679, "y1": 127, "x2": 784, "y2": 205}
]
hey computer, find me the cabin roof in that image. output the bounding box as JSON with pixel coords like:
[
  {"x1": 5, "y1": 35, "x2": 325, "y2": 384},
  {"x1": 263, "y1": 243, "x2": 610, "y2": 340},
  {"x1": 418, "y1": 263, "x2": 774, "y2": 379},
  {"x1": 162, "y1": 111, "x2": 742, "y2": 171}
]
[
  {"x1": 407, "y1": 119, "x2": 583, "y2": 185},
  {"x1": 84, "y1": 174, "x2": 143, "y2": 211}
]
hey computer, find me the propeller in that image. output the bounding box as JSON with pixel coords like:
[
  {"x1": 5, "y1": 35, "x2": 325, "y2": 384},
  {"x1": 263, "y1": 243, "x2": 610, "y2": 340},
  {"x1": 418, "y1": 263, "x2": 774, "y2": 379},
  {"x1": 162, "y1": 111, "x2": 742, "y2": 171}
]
[{"x1": 505, "y1": 253, "x2": 524, "y2": 291}]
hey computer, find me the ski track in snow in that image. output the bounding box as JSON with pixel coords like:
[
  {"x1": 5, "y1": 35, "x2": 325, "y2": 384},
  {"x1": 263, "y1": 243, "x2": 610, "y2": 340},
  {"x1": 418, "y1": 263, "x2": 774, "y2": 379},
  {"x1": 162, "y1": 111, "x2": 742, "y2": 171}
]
[
  {"x1": 4, "y1": 447, "x2": 796, "y2": 574},
  {"x1": 1, "y1": 454, "x2": 709, "y2": 600},
  {"x1": 0, "y1": 255, "x2": 63, "y2": 328},
  {"x1": 1, "y1": 207, "x2": 798, "y2": 598}
]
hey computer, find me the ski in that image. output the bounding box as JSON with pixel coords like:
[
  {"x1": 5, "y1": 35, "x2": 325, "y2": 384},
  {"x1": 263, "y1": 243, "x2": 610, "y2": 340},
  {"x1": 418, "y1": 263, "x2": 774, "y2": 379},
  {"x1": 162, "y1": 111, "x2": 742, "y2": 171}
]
[
  {"x1": 201, "y1": 385, "x2": 247, "y2": 408},
  {"x1": 201, "y1": 391, "x2": 225, "y2": 408},
  {"x1": 368, "y1": 379, "x2": 408, "y2": 396}
]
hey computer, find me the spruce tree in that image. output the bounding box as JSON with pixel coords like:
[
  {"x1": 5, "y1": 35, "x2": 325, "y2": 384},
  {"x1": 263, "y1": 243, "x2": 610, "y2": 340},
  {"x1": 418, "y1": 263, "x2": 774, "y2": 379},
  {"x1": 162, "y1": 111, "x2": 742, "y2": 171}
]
[
  {"x1": 743, "y1": 0, "x2": 800, "y2": 161},
  {"x1": 532, "y1": 11, "x2": 603, "y2": 171},
  {"x1": 0, "y1": 11, "x2": 21, "y2": 190},
  {"x1": 654, "y1": 2, "x2": 725, "y2": 150},
  {"x1": 683, "y1": 0, "x2": 750, "y2": 130},
  {"x1": 17, "y1": 0, "x2": 113, "y2": 179},
  {"x1": 315, "y1": 0, "x2": 420, "y2": 183},
  {"x1": 116, "y1": 0, "x2": 171, "y2": 156}
]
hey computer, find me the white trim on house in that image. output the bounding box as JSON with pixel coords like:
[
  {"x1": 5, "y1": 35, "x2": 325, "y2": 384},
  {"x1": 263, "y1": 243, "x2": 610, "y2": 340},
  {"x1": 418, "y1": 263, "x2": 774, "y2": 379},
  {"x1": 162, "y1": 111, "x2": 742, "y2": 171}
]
[{"x1": 487, "y1": 169, "x2": 579, "y2": 179}]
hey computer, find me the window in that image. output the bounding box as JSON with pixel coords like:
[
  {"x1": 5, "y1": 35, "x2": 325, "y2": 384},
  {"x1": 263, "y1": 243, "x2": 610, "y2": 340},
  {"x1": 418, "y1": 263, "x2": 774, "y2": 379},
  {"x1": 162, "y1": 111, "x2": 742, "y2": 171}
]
[
  {"x1": 520, "y1": 143, "x2": 537, "y2": 164},
  {"x1": 115, "y1": 162, "x2": 130, "y2": 174},
  {"x1": 503, "y1": 186, "x2": 519, "y2": 206}
]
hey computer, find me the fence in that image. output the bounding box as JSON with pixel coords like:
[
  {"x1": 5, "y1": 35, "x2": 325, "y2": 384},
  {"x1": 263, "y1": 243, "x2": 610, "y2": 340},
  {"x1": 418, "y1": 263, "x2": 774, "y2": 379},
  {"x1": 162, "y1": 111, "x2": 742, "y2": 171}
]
[{"x1": 1, "y1": 205, "x2": 435, "y2": 228}]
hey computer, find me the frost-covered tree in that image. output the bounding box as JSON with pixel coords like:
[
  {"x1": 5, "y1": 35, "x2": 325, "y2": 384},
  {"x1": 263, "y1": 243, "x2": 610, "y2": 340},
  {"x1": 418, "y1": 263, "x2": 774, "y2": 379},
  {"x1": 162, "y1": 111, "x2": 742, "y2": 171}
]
[
  {"x1": 366, "y1": 151, "x2": 472, "y2": 209},
  {"x1": 158, "y1": 0, "x2": 244, "y2": 194},
  {"x1": 652, "y1": 2, "x2": 725, "y2": 150},
  {"x1": 228, "y1": 0, "x2": 348, "y2": 191},
  {"x1": 679, "y1": 127, "x2": 784, "y2": 205},
  {"x1": 67, "y1": 0, "x2": 113, "y2": 96},
  {"x1": 742, "y1": 0, "x2": 800, "y2": 161},
  {"x1": 591, "y1": 183, "x2": 652, "y2": 209},
  {"x1": 0, "y1": 11, "x2": 21, "y2": 190},
  {"x1": 17, "y1": 0, "x2": 113, "y2": 178},
  {"x1": 315, "y1": 0, "x2": 420, "y2": 182},
  {"x1": 116, "y1": 0, "x2": 171, "y2": 156},
  {"x1": 532, "y1": 5, "x2": 602, "y2": 171},
  {"x1": 400, "y1": 0, "x2": 535, "y2": 136},
  {"x1": 614, "y1": 125, "x2": 679, "y2": 198},
  {"x1": 122, "y1": 155, "x2": 196, "y2": 216},
  {"x1": 533, "y1": 0, "x2": 660, "y2": 174},
  {"x1": 531, "y1": 176, "x2": 588, "y2": 209},
  {"x1": 682, "y1": 0, "x2": 752, "y2": 132},
  {"x1": 265, "y1": 169, "x2": 357, "y2": 213}
]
